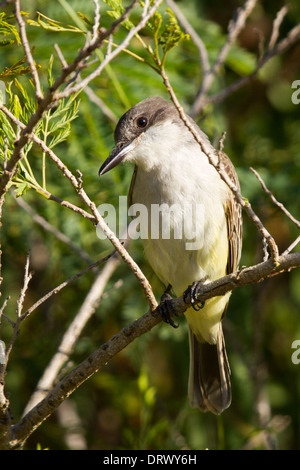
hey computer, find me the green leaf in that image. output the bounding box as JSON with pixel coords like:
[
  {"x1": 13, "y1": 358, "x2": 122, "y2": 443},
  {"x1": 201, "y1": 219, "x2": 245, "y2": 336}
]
[
  {"x1": 12, "y1": 94, "x2": 22, "y2": 120},
  {"x1": 48, "y1": 98, "x2": 80, "y2": 132},
  {"x1": 47, "y1": 55, "x2": 54, "y2": 88},
  {"x1": 0, "y1": 39, "x2": 15, "y2": 46},
  {"x1": 77, "y1": 12, "x2": 93, "y2": 27},
  {"x1": 27, "y1": 11, "x2": 84, "y2": 34},
  {"x1": 41, "y1": 96, "x2": 80, "y2": 149},
  {"x1": 13, "y1": 79, "x2": 37, "y2": 120},
  {"x1": 103, "y1": 0, "x2": 135, "y2": 30},
  {"x1": 0, "y1": 109, "x2": 16, "y2": 142},
  {"x1": 158, "y1": 8, "x2": 189, "y2": 54},
  {"x1": 103, "y1": 0, "x2": 124, "y2": 15},
  {"x1": 0, "y1": 56, "x2": 32, "y2": 79},
  {"x1": 0, "y1": 11, "x2": 21, "y2": 45},
  {"x1": 143, "y1": 4, "x2": 162, "y2": 34},
  {"x1": 13, "y1": 181, "x2": 31, "y2": 198},
  {"x1": 48, "y1": 124, "x2": 72, "y2": 148}
]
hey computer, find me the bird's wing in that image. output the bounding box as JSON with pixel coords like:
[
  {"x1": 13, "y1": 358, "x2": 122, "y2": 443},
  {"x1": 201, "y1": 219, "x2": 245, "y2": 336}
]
[{"x1": 221, "y1": 151, "x2": 243, "y2": 274}]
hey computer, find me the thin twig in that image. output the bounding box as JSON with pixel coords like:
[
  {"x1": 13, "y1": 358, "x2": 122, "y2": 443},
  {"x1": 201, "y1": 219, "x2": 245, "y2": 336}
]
[
  {"x1": 281, "y1": 234, "x2": 300, "y2": 257},
  {"x1": 0, "y1": 296, "x2": 10, "y2": 324},
  {"x1": 55, "y1": 0, "x2": 164, "y2": 100},
  {"x1": 201, "y1": 14, "x2": 300, "y2": 108},
  {"x1": 16, "y1": 251, "x2": 33, "y2": 319},
  {"x1": 165, "y1": 0, "x2": 210, "y2": 74},
  {"x1": 23, "y1": 252, "x2": 122, "y2": 414},
  {"x1": 91, "y1": 0, "x2": 101, "y2": 45},
  {"x1": 250, "y1": 167, "x2": 300, "y2": 230},
  {"x1": 21, "y1": 251, "x2": 118, "y2": 321},
  {"x1": 191, "y1": 0, "x2": 258, "y2": 117},
  {"x1": 268, "y1": 5, "x2": 289, "y2": 50},
  {"x1": 13, "y1": 194, "x2": 94, "y2": 264},
  {"x1": 1, "y1": 253, "x2": 33, "y2": 381},
  {"x1": 141, "y1": 0, "x2": 150, "y2": 20},
  {"x1": 14, "y1": 0, "x2": 43, "y2": 101},
  {"x1": 54, "y1": 43, "x2": 68, "y2": 69}
]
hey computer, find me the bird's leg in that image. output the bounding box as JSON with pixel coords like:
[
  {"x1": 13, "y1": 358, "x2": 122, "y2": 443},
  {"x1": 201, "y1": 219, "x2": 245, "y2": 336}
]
[
  {"x1": 158, "y1": 284, "x2": 179, "y2": 329},
  {"x1": 183, "y1": 280, "x2": 206, "y2": 311}
]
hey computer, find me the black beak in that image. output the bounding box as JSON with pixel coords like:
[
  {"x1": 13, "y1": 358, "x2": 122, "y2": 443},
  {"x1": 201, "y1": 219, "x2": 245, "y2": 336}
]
[{"x1": 99, "y1": 140, "x2": 136, "y2": 176}]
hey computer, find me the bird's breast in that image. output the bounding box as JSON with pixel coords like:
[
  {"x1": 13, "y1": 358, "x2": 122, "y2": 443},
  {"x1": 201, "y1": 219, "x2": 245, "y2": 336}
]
[{"x1": 129, "y1": 149, "x2": 229, "y2": 294}]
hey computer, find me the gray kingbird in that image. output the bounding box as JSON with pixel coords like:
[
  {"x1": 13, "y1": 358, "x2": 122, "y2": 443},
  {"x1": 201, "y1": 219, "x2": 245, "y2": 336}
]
[{"x1": 99, "y1": 96, "x2": 242, "y2": 414}]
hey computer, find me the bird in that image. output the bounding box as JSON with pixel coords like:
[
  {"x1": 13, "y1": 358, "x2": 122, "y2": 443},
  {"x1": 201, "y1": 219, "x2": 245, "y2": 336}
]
[{"x1": 99, "y1": 96, "x2": 242, "y2": 414}]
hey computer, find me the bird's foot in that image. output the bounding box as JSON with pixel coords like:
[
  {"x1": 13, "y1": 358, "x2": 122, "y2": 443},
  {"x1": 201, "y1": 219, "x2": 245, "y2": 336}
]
[
  {"x1": 158, "y1": 284, "x2": 179, "y2": 329},
  {"x1": 183, "y1": 280, "x2": 206, "y2": 311}
]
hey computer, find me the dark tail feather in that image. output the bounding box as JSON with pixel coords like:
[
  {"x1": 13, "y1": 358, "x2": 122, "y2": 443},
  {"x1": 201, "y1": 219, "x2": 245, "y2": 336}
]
[{"x1": 188, "y1": 325, "x2": 231, "y2": 414}]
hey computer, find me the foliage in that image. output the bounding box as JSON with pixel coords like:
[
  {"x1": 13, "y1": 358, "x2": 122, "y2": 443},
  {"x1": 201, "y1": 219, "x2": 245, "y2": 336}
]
[
  {"x1": 0, "y1": 0, "x2": 300, "y2": 451},
  {"x1": 0, "y1": 75, "x2": 80, "y2": 197},
  {"x1": 26, "y1": 11, "x2": 84, "y2": 33},
  {"x1": 0, "y1": 11, "x2": 21, "y2": 46}
]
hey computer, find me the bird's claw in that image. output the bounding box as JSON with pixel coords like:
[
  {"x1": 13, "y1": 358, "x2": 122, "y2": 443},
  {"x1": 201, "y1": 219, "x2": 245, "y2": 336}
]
[
  {"x1": 183, "y1": 281, "x2": 206, "y2": 311},
  {"x1": 158, "y1": 284, "x2": 179, "y2": 329}
]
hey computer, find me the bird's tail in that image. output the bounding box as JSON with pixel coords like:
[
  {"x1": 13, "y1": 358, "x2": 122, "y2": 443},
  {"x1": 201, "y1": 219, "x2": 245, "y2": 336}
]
[{"x1": 188, "y1": 324, "x2": 231, "y2": 414}]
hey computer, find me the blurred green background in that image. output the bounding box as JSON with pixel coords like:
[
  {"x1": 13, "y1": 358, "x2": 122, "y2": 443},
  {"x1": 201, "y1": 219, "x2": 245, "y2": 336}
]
[{"x1": 1, "y1": 0, "x2": 300, "y2": 450}]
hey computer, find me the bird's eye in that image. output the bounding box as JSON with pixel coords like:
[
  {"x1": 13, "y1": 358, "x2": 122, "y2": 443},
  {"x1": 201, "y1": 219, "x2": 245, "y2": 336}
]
[{"x1": 136, "y1": 116, "x2": 148, "y2": 128}]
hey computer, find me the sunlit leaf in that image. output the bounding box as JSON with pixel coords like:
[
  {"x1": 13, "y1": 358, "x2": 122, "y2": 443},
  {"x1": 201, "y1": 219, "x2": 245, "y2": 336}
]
[
  {"x1": 27, "y1": 11, "x2": 84, "y2": 34},
  {"x1": 0, "y1": 55, "x2": 34, "y2": 79},
  {"x1": 158, "y1": 8, "x2": 189, "y2": 54},
  {"x1": 0, "y1": 11, "x2": 21, "y2": 45},
  {"x1": 103, "y1": 0, "x2": 135, "y2": 30},
  {"x1": 77, "y1": 12, "x2": 93, "y2": 27}
]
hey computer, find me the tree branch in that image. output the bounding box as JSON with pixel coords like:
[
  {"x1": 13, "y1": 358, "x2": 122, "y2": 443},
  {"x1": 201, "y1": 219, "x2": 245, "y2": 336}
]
[
  {"x1": 7, "y1": 250, "x2": 300, "y2": 449},
  {"x1": 250, "y1": 167, "x2": 300, "y2": 230}
]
